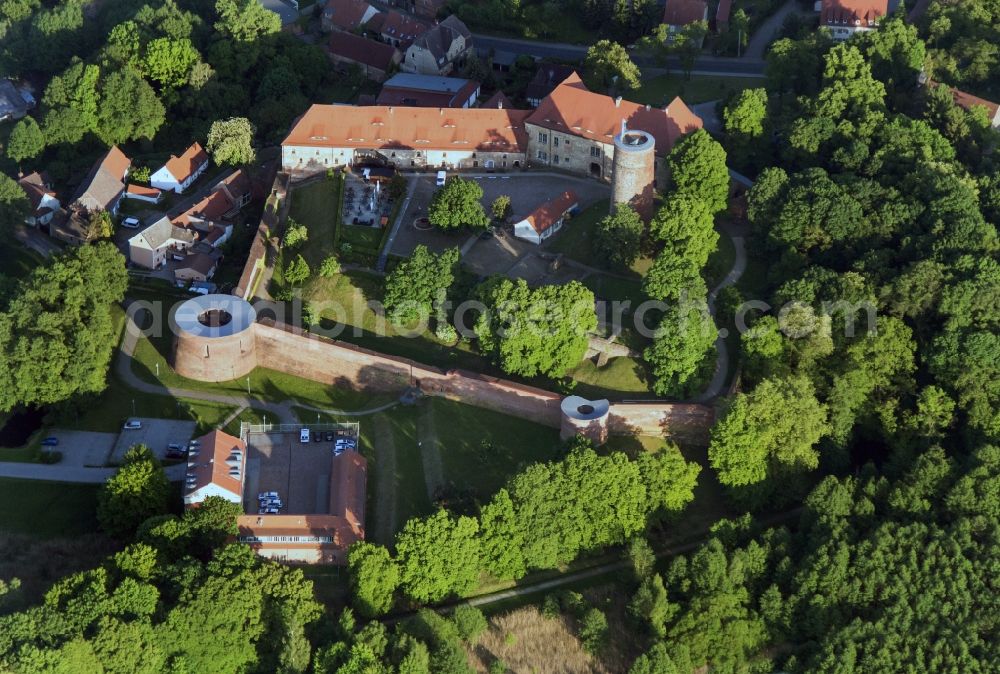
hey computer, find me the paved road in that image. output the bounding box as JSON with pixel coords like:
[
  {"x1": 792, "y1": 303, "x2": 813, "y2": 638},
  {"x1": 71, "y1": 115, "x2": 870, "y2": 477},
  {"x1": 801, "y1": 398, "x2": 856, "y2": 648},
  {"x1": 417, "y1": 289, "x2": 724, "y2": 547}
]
[
  {"x1": 743, "y1": 0, "x2": 806, "y2": 60},
  {"x1": 13, "y1": 224, "x2": 62, "y2": 258},
  {"x1": 375, "y1": 176, "x2": 418, "y2": 272},
  {"x1": 695, "y1": 231, "x2": 747, "y2": 403},
  {"x1": 474, "y1": 34, "x2": 767, "y2": 76}
]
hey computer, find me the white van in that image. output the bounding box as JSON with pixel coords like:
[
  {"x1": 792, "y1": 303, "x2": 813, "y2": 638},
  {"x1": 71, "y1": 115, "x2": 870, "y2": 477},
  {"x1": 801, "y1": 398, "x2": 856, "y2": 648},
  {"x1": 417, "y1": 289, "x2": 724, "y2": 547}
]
[
  {"x1": 436, "y1": 170, "x2": 447, "y2": 186},
  {"x1": 300, "y1": 428, "x2": 310, "y2": 443},
  {"x1": 121, "y1": 217, "x2": 141, "y2": 229}
]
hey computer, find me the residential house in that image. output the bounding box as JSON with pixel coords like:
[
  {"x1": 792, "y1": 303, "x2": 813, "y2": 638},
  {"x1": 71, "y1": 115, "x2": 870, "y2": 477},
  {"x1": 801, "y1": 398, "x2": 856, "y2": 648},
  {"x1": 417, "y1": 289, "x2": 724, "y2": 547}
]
[
  {"x1": 661, "y1": 0, "x2": 709, "y2": 41},
  {"x1": 128, "y1": 215, "x2": 197, "y2": 270},
  {"x1": 947, "y1": 86, "x2": 1000, "y2": 128},
  {"x1": 525, "y1": 64, "x2": 577, "y2": 108},
  {"x1": 400, "y1": 15, "x2": 472, "y2": 76},
  {"x1": 716, "y1": 0, "x2": 732, "y2": 32},
  {"x1": 170, "y1": 169, "x2": 253, "y2": 248},
  {"x1": 183, "y1": 430, "x2": 246, "y2": 507},
  {"x1": 282, "y1": 103, "x2": 530, "y2": 173},
  {"x1": 17, "y1": 172, "x2": 60, "y2": 227},
  {"x1": 235, "y1": 452, "x2": 367, "y2": 564},
  {"x1": 71, "y1": 145, "x2": 131, "y2": 215},
  {"x1": 376, "y1": 73, "x2": 480, "y2": 108},
  {"x1": 150, "y1": 142, "x2": 210, "y2": 194},
  {"x1": 327, "y1": 32, "x2": 402, "y2": 81},
  {"x1": 0, "y1": 79, "x2": 32, "y2": 122},
  {"x1": 524, "y1": 72, "x2": 703, "y2": 186},
  {"x1": 482, "y1": 90, "x2": 513, "y2": 109},
  {"x1": 513, "y1": 190, "x2": 578, "y2": 244},
  {"x1": 48, "y1": 210, "x2": 87, "y2": 246},
  {"x1": 321, "y1": 0, "x2": 380, "y2": 32},
  {"x1": 367, "y1": 10, "x2": 431, "y2": 49},
  {"x1": 413, "y1": 0, "x2": 447, "y2": 19},
  {"x1": 124, "y1": 183, "x2": 163, "y2": 204},
  {"x1": 820, "y1": 0, "x2": 888, "y2": 40},
  {"x1": 174, "y1": 252, "x2": 219, "y2": 283}
]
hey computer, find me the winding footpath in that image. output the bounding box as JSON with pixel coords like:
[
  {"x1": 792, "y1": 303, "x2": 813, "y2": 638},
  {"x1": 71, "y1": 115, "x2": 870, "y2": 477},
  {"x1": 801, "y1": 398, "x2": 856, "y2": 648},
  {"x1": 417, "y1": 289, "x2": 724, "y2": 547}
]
[{"x1": 695, "y1": 231, "x2": 748, "y2": 403}]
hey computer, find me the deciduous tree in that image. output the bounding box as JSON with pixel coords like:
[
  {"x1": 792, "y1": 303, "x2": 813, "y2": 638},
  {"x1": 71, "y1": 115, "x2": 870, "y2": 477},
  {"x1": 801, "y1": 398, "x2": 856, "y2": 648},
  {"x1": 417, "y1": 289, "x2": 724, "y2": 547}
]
[
  {"x1": 428, "y1": 178, "x2": 488, "y2": 230},
  {"x1": 207, "y1": 117, "x2": 256, "y2": 166}
]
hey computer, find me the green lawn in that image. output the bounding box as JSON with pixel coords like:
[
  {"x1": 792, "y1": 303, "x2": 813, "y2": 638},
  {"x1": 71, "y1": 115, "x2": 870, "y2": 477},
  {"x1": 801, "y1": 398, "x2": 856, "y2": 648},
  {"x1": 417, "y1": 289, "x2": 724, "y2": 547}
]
[
  {"x1": 340, "y1": 224, "x2": 381, "y2": 250},
  {"x1": 468, "y1": 8, "x2": 597, "y2": 45},
  {"x1": 545, "y1": 201, "x2": 651, "y2": 278},
  {"x1": 287, "y1": 177, "x2": 342, "y2": 268},
  {"x1": 0, "y1": 241, "x2": 45, "y2": 280},
  {"x1": 568, "y1": 356, "x2": 652, "y2": 399},
  {"x1": 429, "y1": 398, "x2": 561, "y2": 501},
  {"x1": 631, "y1": 75, "x2": 764, "y2": 108},
  {"x1": 0, "y1": 479, "x2": 100, "y2": 538}
]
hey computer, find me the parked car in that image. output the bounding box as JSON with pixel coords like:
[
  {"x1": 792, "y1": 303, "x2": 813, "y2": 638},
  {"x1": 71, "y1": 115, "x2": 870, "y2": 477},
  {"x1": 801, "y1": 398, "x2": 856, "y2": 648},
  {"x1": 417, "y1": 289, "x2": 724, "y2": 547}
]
[
  {"x1": 300, "y1": 428, "x2": 310, "y2": 443},
  {"x1": 121, "y1": 216, "x2": 141, "y2": 229},
  {"x1": 41, "y1": 437, "x2": 59, "y2": 447},
  {"x1": 436, "y1": 170, "x2": 447, "y2": 186},
  {"x1": 166, "y1": 448, "x2": 186, "y2": 459},
  {"x1": 123, "y1": 420, "x2": 142, "y2": 430},
  {"x1": 324, "y1": 431, "x2": 334, "y2": 441}
]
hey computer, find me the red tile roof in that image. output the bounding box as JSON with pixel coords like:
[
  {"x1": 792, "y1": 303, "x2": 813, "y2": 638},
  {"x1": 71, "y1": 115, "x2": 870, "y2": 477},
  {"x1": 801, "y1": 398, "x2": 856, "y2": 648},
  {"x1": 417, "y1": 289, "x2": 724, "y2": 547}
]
[
  {"x1": 522, "y1": 190, "x2": 578, "y2": 234},
  {"x1": 283, "y1": 103, "x2": 531, "y2": 153},
  {"x1": 662, "y1": 0, "x2": 708, "y2": 26},
  {"x1": 188, "y1": 430, "x2": 245, "y2": 501},
  {"x1": 368, "y1": 10, "x2": 431, "y2": 46},
  {"x1": 482, "y1": 90, "x2": 513, "y2": 109},
  {"x1": 820, "y1": 0, "x2": 888, "y2": 24},
  {"x1": 525, "y1": 72, "x2": 703, "y2": 155},
  {"x1": 126, "y1": 183, "x2": 162, "y2": 198},
  {"x1": 100, "y1": 145, "x2": 131, "y2": 181},
  {"x1": 948, "y1": 86, "x2": 1000, "y2": 119},
  {"x1": 330, "y1": 451, "x2": 367, "y2": 530},
  {"x1": 236, "y1": 514, "x2": 363, "y2": 550},
  {"x1": 323, "y1": 0, "x2": 376, "y2": 30},
  {"x1": 18, "y1": 172, "x2": 55, "y2": 210},
  {"x1": 327, "y1": 32, "x2": 399, "y2": 71},
  {"x1": 716, "y1": 0, "x2": 732, "y2": 23},
  {"x1": 172, "y1": 189, "x2": 232, "y2": 226},
  {"x1": 162, "y1": 143, "x2": 209, "y2": 184}
]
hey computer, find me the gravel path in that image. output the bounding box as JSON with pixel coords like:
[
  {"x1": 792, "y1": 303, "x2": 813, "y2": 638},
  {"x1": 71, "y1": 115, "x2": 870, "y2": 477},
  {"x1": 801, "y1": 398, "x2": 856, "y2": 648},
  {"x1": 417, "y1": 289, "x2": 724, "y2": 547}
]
[
  {"x1": 417, "y1": 399, "x2": 445, "y2": 501},
  {"x1": 695, "y1": 233, "x2": 747, "y2": 403}
]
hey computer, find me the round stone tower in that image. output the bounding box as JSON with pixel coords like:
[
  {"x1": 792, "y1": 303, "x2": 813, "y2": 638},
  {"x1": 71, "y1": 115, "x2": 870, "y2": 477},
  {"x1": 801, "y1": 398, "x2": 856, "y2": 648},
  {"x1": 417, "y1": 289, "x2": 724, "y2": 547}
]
[
  {"x1": 610, "y1": 126, "x2": 656, "y2": 221},
  {"x1": 172, "y1": 294, "x2": 258, "y2": 382},
  {"x1": 560, "y1": 396, "x2": 611, "y2": 445}
]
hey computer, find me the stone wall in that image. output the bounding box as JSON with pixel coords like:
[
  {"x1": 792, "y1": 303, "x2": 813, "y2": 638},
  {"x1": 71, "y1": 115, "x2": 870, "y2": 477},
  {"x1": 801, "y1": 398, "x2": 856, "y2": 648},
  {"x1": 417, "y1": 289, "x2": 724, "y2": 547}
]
[
  {"x1": 184, "y1": 320, "x2": 713, "y2": 441},
  {"x1": 608, "y1": 403, "x2": 715, "y2": 445}
]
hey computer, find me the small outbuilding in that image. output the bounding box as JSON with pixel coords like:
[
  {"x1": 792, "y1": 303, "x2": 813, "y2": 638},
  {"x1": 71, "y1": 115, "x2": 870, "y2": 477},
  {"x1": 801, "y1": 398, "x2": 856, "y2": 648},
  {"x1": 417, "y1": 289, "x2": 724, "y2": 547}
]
[{"x1": 513, "y1": 190, "x2": 578, "y2": 244}]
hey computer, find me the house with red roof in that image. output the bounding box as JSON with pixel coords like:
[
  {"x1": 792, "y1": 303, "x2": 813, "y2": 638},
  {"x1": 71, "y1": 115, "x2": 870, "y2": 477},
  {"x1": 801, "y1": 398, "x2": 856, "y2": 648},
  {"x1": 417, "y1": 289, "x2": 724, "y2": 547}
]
[
  {"x1": 524, "y1": 72, "x2": 703, "y2": 186},
  {"x1": 820, "y1": 0, "x2": 888, "y2": 40},
  {"x1": 17, "y1": 172, "x2": 61, "y2": 227},
  {"x1": 321, "y1": 0, "x2": 380, "y2": 33},
  {"x1": 71, "y1": 145, "x2": 131, "y2": 215},
  {"x1": 124, "y1": 183, "x2": 163, "y2": 204},
  {"x1": 327, "y1": 31, "x2": 402, "y2": 81},
  {"x1": 151, "y1": 142, "x2": 210, "y2": 194},
  {"x1": 514, "y1": 190, "x2": 579, "y2": 244},
  {"x1": 662, "y1": 0, "x2": 709, "y2": 41},
  {"x1": 183, "y1": 430, "x2": 247, "y2": 506},
  {"x1": 947, "y1": 86, "x2": 1000, "y2": 128}
]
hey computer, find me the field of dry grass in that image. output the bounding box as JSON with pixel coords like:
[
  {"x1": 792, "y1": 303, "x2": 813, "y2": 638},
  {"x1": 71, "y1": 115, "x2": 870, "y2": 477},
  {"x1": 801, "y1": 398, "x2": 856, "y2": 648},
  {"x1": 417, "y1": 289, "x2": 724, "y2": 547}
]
[{"x1": 467, "y1": 597, "x2": 641, "y2": 674}]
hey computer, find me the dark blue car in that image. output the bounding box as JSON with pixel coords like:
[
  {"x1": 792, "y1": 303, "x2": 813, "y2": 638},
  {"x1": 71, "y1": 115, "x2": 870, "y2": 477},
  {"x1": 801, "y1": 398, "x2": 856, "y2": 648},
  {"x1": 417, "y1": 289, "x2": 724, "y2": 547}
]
[{"x1": 41, "y1": 437, "x2": 59, "y2": 447}]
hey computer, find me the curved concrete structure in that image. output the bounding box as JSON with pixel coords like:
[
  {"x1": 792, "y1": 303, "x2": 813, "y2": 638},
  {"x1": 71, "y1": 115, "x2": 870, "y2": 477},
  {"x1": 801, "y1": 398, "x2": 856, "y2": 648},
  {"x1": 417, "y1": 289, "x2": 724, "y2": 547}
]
[
  {"x1": 172, "y1": 294, "x2": 258, "y2": 382},
  {"x1": 611, "y1": 128, "x2": 656, "y2": 221},
  {"x1": 560, "y1": 395, "x2": 611, "y2": 444}
]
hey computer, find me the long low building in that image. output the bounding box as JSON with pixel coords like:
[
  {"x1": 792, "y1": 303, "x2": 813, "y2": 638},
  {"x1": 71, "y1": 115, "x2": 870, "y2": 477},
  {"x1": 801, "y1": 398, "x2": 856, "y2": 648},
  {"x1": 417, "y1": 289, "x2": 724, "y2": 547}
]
[
  {"x1": 281, "y1": 71, "x2": 702, "y2": 188},
  {"x1": 282, "y1": 104, "x2": 531, "y2": 172}
]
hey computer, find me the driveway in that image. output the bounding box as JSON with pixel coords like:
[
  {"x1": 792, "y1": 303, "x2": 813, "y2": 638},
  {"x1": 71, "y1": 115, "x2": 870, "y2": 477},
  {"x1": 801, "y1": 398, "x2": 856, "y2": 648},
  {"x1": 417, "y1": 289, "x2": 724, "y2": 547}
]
[{"x1": 744, "y1": 0, "x2": 810, "y2": 60}]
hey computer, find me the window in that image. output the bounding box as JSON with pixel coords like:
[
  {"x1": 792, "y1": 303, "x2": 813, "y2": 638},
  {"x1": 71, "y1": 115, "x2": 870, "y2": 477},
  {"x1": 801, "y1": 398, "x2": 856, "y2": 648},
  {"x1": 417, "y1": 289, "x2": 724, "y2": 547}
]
[
  {"x1": 590, "y1": 146, "x2": 602, "y2": 158},
  {"x1": 536, "y1": 150, "x2": 548, "y2": 161},
  {"x1": 538, "y1": 132, "x2": 548, "y2": 143},
  {"x1": 553, "y1": 155, "x2": 560, "y2": 164},
  {"x1": 553, "y1": 137, "x2": 559, "y2": 147}
]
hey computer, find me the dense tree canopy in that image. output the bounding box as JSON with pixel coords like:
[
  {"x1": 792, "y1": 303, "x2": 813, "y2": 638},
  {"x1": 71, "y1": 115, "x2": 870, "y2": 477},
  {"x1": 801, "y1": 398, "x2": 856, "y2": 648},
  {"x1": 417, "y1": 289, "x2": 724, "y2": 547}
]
[
  {"x1": 474, "y1": 278, "x2": 597, "y2": 378},
  {"x1": 383, "y1": 245, "x2": 460, "y2": 326},
  {"x1": 428, "y1": 178, "x2": 489, "y2": 230},
  {"x1": 0, "y1": 242, "x2": 127, "y2": 411},
  {"x1": 97, "y1": 445, "x2": 170, "y2": 538}
]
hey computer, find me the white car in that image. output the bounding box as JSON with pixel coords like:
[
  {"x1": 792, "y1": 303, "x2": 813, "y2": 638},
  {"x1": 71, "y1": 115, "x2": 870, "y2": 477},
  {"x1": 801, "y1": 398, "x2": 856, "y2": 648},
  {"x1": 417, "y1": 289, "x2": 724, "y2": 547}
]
[
  {"x1": 123, "y1": 420, "x2": 142, "y2": 430},
  {"x1": 436, "y1": 170, "x2": 447, "y2": 186},
  {"x1": 300, "y1": 428, "x2": 311, "y2": 443},
  {"x1": 121, "y1": 216, "x2": 141, "y2": 229}
]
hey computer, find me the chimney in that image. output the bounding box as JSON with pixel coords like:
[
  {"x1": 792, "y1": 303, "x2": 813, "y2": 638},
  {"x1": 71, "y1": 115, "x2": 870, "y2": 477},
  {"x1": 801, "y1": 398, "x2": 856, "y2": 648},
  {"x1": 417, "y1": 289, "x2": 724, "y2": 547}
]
[
  {"x1": 614, "y1": 96, "x2": 622, "y2": 108},
  {"x1": 645, "y1": 104, "x2": 650, "y2": 111},
  {"x1": 389, "y1": 106, "x2": 394, "y2": 113},
  {"x1": 440, "y1": 108, "x2": 444, "y2": 115}
]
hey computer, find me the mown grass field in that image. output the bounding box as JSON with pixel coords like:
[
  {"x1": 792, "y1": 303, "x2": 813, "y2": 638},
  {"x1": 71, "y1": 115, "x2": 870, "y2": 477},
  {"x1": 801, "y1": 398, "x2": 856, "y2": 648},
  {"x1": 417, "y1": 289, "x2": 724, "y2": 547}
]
[
  {"x1": 632, "y1": 74, "x2": 764, "y2": 108},
  {"x1": 0, "y1": 479, "x2": 101, "y2": 538}
]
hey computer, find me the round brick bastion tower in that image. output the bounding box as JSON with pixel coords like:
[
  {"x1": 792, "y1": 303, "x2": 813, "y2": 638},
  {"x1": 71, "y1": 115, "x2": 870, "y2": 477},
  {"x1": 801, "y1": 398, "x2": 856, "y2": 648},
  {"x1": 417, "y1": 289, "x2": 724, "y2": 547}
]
[
  {"x1": 172, "y1": 294, "x2": 258, "y2": 382},
  {"x1": 610, "y1": 126, "x2": 657, "y2": 221}
]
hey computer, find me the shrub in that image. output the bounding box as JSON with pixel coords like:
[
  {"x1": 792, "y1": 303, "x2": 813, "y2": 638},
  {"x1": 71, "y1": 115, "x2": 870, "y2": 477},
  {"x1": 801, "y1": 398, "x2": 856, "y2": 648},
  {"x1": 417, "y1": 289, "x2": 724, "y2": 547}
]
[
  {"x1": 319, "y1": 255, "x2": 342, "y2": 277},
  {"x1": 452, "y1": 605, "x2": 488, "y2": 643},
  {"x1": 578, "y1": 608, "x2": 608, "y2": 654}
]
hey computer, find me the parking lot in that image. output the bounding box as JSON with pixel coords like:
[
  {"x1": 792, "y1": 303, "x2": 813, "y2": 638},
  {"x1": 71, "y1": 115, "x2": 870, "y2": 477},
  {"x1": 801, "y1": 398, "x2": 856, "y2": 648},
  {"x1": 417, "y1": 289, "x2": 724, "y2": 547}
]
[
  {"x1": 110, "y1": 418, "x2": 198, "y2": 464},
  {"x1": 42, "y1": 430, "x2": 118, "y2": 467},
  {"x1": 243, "y1": 427, "x2": 359, "y2": 515}
]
